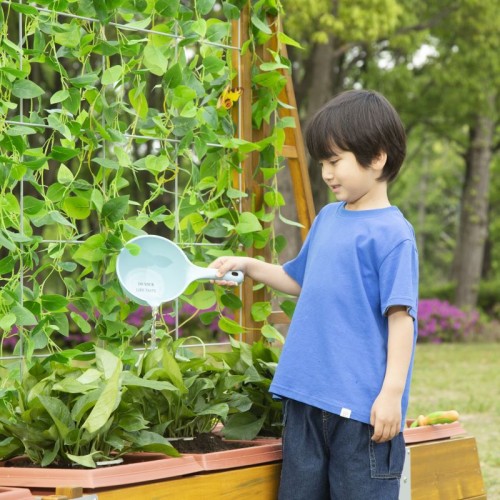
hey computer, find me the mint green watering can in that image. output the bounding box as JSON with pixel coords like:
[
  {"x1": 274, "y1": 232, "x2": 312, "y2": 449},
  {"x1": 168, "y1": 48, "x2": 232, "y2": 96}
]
[{"x1": 116, "y1": 235, "x2": 244, "y2": 307}]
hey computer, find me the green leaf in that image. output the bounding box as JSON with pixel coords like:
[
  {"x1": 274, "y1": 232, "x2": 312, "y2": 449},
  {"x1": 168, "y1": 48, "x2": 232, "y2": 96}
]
[
  {"x1": 51, "y1": 147, "x2": 80, "y2": 162},
  {"x1": 160, "y1": 349, "x2": 186, "y2": 392},
  {"x1": 73, "y1": 234, "x2": 106, "y2": 263},
  {"x1": 6, "y1": 125, "x2": 37, "y2": 136},
  {"x1": 82, "y1": 358, "x2": 122, "y2": 434},
  {"x1": 50, "y1": 89, "x2": 70, "y2": 104},
  {"x1": 0, "y1": 255, "x2": 15, "y2": 275},
  {"x1": 69, "y1": 73, "x2": 99, "y2": 88},
  {"x1": 278, "y1": 212, "x2": 304, "y2": 229},
  {"x1": 220, "y1": 292, "x2": 243, "y2": 310},
  {"x1": 251, "y1": 301, "x2": 272, "y2": 322},
  {"x1": 91, "y1": 189, "x2": 104, "y2": 213},
  {"x1": 260, "y1": 61, "x2": 289, "y2": 71},
  {"x1": 12, "y1": 80, "x2": 45, "y2": 98},
  {"x1": 129, "y1": 430, "x2": 180, "y2": 456},
  {"x1": 0, "y1": 232, "x2": 16, "y2": 251},
  {"x1": 190, "y1": 290, "x2": 217, "y2": 310},
  {"x1": 48, "y1": 210, "x2": 74, "y2": 227},
  {"x1": 102, "y1": 195, "x2": 129, "y2": 223},
  {"x1": 164, "y1": 63, "x2": 183, "y2": 88},
  {"x1": 101, "y1": 65, "x2": 123, "y2": 85},
  {"x1": 191, "y1": 19, "x2": 207, "y2": 37},
  {"x1": 264, "y1": 191, "x2": 285, "y2": 207},
  {"x1": 235, "y1": 212, "x2": 262, "y2": 234},
  {"x1": 129, "y1": 88, "x2": 149, "y2": 119},
  {"x1": 121, "y1": 372, "x2": 178, "y2": 392},
  {"x1": 277, "y1": 32, "x2": 302, "y2": 49},
  {"x1": 70, "y1": 312, "x2": 92, "y2": 334},
  {"x1": 66, "y1": 452, "x2": 98, "y2": 468},
  {"x1": 280, "y1": 299, "x2": 296, "y2": 319},
  {"x1": 63, "y1": 196, "x2": 91, "y2": 220},
  {"x1": 261, "y1": 324, "x2": 285, "y2": 344},
  {"x1": 196, "y1": 0, "x2": 216, "y2": 15},
  {"x1": 250, "y1": 14, "x2": 272, "y2": 35},
  {"x1": 41, "y1": 295, "x2": 69, "y2": 312},
  {"x1": 10, "y1": 3, "x2": 38, "y2": 15},
  {"x1": 38, "y1": 395, "x2": 75, "y2": 436},
  {"x1": 143, "y1": 44, "x2": 169, "y2": 76},
  {"x1": 93, "y1": 158, "x2": 120, "y2": 170},
  {"x1": 57, "y1": 164, "x2": 74, "y2": 184},
  {"x1": 0, "y1": 313, "x2": 16, "y2": 331},
  {"x1": 221, "y1": 413, "x2": 265, "y2": 440},
  {"x1": 12, "y1": 305, "x2": 37, "y2": 326},
  {"x1": 218, "y1": 316, "x2": 244, "y2": 334},
  {"x1": 95, "y1": 346, "x2": 121, "y2": 379}
]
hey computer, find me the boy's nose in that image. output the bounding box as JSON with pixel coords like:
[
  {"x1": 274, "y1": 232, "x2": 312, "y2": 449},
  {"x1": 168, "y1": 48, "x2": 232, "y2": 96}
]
[{"x1": 322, "y1": 169, "x2": 335, "y2": 181}]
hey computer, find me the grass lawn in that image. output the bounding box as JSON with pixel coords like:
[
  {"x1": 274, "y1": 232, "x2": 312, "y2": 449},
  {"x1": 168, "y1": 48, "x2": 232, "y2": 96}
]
[{"x1": 408, "y1": 343, "x2": 500, "y2": 499}]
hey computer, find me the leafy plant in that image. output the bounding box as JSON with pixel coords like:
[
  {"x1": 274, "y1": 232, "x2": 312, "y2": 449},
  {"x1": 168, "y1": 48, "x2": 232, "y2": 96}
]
[
  {"x1": 129, "y1": 335, "x2": 252, "y2": 439},
  {"x1": 0, "y1": 345, "x2": 179, "y2": 468},
  {"x1": 212, "y1": 337, "x2": 283, "y2": 440}
]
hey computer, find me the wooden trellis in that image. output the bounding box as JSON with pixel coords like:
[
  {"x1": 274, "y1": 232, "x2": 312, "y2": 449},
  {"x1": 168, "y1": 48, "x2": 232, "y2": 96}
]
[{"x1": 232, "y1": 7, "x2": 315, "y2": 341}]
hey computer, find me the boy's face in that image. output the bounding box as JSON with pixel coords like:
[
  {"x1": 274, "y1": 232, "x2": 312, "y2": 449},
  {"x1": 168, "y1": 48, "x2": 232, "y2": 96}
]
[{"x1": 319, "y1": 150, "x2": 388, "y2": 210}]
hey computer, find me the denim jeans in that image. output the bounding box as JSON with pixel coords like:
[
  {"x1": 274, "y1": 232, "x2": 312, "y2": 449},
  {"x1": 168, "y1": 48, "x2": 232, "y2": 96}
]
[{"x1": 278, "y1": 399, "x2": 405, "y2": 500}]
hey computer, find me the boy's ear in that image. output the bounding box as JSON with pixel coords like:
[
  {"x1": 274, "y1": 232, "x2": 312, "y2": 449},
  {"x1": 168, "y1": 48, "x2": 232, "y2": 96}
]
[{"x1": 372, "y1": 151, "x2": 387, "y2": 172}]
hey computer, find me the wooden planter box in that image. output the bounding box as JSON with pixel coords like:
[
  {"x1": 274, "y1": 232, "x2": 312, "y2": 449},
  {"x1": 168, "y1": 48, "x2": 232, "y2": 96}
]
[
  {"x1": 402, "y1": 436, "x2": 486, "y2": 500},
  {"x1": 0, "y1": 439, "x2": 282, "y2": 498},
  {"x1": 1, "y1": 433, "x2": 486, "y2": 499}
]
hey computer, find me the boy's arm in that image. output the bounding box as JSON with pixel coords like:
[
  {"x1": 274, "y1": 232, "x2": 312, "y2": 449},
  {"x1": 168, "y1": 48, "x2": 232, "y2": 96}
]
[
  {"x1": 210, "y1": 256, "x2": 301, "y2": 296},
  {"x1": 370, "y1": 306, "x2": 414, "y2": 443}
]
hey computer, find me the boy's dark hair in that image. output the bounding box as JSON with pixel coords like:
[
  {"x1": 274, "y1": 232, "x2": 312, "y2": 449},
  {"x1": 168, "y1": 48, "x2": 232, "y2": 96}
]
[{"x1": 305, "y1": 90, "x2": 406, "y2": 183}]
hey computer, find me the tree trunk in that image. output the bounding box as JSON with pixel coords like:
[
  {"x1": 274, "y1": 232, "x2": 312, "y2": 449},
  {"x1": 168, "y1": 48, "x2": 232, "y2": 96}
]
[
  {"x1": 303, "y1": 40, "x2": 344, "y2": 213},
  {"x1": 453, "y1": 106, "x2": 495, "y2": 308}
]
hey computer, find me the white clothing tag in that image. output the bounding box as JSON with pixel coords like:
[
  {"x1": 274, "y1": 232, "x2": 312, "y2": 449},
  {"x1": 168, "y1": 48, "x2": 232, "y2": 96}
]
[{"x1": 340, "y1": 407, "x2": 352, "y2": 418}]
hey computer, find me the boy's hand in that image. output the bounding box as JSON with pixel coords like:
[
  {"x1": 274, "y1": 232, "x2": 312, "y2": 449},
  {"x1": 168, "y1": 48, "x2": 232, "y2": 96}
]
[
  {"x1": 370, "y1": 390, "x2": 402, "y2": 443},
  {"x1": 209, "y1": 256, "x2": 247, "y2": 286}
]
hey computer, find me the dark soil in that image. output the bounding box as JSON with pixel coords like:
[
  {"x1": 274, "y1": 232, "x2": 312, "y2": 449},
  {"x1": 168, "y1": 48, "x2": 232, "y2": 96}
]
[{"x1": 172, "y1": 433, "x2": 254, "y2": 454}]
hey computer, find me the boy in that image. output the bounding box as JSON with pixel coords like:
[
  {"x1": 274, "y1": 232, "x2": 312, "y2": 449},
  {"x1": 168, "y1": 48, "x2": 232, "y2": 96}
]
[{"x1": 211, "y1": 89, "x2": 418, "y2": 499}]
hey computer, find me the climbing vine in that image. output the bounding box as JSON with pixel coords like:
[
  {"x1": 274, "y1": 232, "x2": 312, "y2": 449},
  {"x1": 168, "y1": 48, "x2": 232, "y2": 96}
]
[{"x1": 0, "y1": 0, "x2": 297, "y2": 358}]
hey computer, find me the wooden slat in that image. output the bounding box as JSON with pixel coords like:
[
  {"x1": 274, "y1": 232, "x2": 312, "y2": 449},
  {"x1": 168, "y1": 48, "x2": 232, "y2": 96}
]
[
  {"x1": 94, "y1": 463, "x2": 281, "y2": 500},
  {"x1": 231, "y1": 5, "x2": 260, "y2": 343},
  {"x1": 230, "y1": 9, "x2": 316, "y2": 338},
  {"x1": 409, "y1": 436, "x2": 486, "y2": 500},
  {"x1": 280, "y1": 144, "x2": 298, "y2": 159},
  {"x1": 275, "y1": 24, "x2": 315, "y2": 241},
  {"x1": 269, "y1": 311, "x2": 290, "y2": 324}
]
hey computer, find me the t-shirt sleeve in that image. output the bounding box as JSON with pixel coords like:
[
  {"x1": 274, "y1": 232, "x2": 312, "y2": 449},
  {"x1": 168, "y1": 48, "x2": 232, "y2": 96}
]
[
  {"x1": 283, "y1": 236, "x2": 310, "y2": 287},
  {"x1": 379, "y1": 239, "x2": 419, "y2": 319},
  {"x1": 282, "y1": 212, "x2": 321, "y2": 287}
]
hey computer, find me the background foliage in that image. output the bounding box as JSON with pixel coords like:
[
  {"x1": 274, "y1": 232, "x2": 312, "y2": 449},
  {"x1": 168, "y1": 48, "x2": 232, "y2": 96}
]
[{"x1": 280, "y1": 0, "x2": 500, "y2": 314}]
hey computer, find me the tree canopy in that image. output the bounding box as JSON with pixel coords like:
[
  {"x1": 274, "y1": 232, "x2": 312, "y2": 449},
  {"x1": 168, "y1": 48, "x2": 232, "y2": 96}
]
[{"x1": 281, "y1": 0, "x2": 500, "y2": 309}]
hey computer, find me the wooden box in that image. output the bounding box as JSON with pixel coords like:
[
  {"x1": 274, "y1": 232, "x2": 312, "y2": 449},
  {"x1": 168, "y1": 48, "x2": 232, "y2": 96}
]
[{"x1": 404, "y1": 436, "x2": 486, "y2": 500}]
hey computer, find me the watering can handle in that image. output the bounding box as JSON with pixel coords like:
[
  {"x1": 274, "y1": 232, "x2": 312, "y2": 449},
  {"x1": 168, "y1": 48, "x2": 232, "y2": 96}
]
[{"x1": 194, "y1": 268, "x2": 244, "y2": 284}]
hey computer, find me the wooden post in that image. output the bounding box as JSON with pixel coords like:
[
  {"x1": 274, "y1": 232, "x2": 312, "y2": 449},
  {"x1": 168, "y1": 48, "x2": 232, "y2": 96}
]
[{"x1": 231, "y1": 5, "x2": 315, "y2": 336}]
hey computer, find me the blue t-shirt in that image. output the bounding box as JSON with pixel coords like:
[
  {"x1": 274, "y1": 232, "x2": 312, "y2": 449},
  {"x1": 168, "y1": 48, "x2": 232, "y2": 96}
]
[{"x1": 270, "y1": 202, "x2": 419, "y2": 428}]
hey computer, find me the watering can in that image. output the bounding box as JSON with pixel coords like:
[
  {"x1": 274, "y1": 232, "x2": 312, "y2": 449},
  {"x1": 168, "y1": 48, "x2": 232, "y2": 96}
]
[{"x1": 116, "y1": 235, "x2": 244, "y2": 307}]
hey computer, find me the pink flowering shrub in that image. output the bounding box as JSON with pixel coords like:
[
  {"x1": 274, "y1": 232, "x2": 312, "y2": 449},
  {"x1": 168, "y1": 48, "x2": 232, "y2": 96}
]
[{"x1": 417, "y1": 299, "x2": 481, "y2": 343}]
